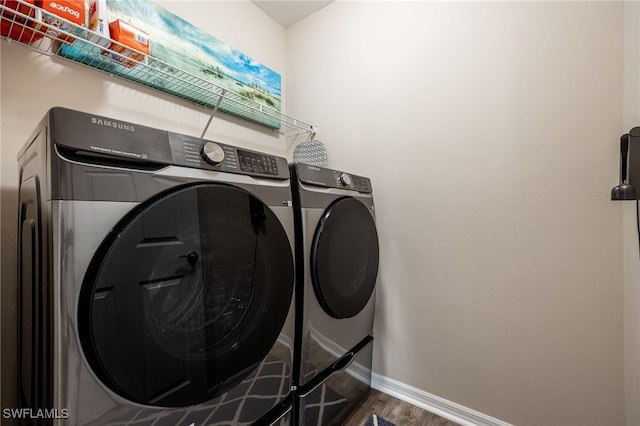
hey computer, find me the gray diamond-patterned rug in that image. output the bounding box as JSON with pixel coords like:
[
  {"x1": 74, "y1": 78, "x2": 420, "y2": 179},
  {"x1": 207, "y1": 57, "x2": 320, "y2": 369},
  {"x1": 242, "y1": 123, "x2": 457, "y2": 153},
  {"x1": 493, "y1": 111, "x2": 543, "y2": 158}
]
[{"x1": 364, "y1": 414, "x2": 397, "y2": 426}]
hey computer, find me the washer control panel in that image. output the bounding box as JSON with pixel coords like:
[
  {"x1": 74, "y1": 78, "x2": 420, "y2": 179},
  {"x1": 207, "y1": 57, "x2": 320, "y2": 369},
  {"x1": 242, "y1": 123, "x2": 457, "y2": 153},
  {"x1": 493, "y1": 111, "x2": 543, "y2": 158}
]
[
  {"x1": 296, "y1": 163, "x2": 372, "y2": 193},
  {"x1": 237, "y1": 149, "x2": 280, "y2": 175},
  {"x1": 168, "y1": 132, "x2": 288, "y2": 179},
  {"x1": 49, "y1": 108, "x2": 289, "y2": 180},
  {"x1": 200, "y1": 141, "x2": 225, "y2": 165}
]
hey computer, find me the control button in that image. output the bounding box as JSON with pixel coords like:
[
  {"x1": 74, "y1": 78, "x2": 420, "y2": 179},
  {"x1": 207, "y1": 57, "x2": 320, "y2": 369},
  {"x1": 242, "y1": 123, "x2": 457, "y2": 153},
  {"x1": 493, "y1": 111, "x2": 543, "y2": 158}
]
[
  {"x1": 339, "y1": 173, "x2": 352, "y2": 186},
  {"x1": 200, "y1": 142, "x2": 225, "y2": 165}
]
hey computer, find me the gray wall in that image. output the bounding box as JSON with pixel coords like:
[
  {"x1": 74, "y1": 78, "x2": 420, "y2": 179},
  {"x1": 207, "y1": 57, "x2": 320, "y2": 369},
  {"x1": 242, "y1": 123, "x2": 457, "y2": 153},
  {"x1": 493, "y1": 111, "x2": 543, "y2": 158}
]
[
  {"x1": 623, "y1": 3, "x2": 640, "y2": 426},
  {"x1": 286, "y1": 2, "x2": 624, "y2": 424}
]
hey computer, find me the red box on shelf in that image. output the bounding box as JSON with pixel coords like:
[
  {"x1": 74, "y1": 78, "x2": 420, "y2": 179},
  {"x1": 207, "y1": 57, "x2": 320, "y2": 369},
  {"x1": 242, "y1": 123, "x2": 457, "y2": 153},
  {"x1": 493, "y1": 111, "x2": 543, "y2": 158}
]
[
  {"x1": 1, "y1": 0, "x2": 44, "y2": 43},
  {"x1": 1, "y1": 18, "x2": 43, "y2": 43},
  {"x1": 38, "y1": 0, "x2": 85, "y2": 43},
  {"x1": 103, "y1": 20, "x2": 149, "y2": 68},
  {"x1": 1, "y1": 0, "x2": 36, "y2": 19}
]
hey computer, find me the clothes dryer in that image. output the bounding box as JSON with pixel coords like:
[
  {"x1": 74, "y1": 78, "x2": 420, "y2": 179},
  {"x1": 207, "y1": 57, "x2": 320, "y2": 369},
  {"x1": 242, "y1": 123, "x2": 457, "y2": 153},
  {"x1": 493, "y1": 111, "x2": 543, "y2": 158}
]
[
  {"x1": 16, "y1": 107, "x2": 295, "y2": 426},
  {"x1": 290, "y1": 163, "x2": 379, "y2": 426}
]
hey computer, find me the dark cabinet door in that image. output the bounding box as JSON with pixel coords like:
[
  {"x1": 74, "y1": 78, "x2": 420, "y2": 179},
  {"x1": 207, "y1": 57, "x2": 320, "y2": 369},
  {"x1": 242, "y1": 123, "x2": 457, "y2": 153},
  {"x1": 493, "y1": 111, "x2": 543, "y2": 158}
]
[
  {"x1": 78, "y1": 183, "x2": 294, "y2": 407},
  {"x1": 311, "y1": 197, "x2": 379, "y2": 319}
]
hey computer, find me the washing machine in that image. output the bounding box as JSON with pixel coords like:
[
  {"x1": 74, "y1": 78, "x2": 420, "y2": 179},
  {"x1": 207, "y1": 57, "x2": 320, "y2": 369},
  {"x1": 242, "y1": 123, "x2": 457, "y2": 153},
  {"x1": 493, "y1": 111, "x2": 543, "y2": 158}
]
[
  {"x1": 290, "y1": 163, "x2": 379, "y2": 426},
  {"x1": 16, "y1": 107, "x2": 296, "y2": 426}
]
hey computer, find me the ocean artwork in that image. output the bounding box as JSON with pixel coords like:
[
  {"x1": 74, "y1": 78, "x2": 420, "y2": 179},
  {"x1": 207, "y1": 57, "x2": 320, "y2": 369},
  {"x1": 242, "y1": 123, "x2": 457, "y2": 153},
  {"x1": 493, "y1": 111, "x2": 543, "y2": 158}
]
[{"x1": 59, "y1": 0, "x2": 282, "y2": 128}]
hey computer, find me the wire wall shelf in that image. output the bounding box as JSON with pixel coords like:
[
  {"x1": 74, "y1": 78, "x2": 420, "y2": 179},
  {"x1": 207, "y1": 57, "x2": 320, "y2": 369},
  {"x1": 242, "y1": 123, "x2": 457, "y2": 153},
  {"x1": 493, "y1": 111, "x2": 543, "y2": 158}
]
[{"x1": 0, "y1": 0, "x2": 316, "y2": 142}]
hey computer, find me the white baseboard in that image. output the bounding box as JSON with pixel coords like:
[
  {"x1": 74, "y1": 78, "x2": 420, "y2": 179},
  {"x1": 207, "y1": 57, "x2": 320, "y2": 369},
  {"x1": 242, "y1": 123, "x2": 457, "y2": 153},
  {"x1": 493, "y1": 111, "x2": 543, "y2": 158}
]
[{"x1": 371, "y1": 373, "x2": 513, "y2": 426}]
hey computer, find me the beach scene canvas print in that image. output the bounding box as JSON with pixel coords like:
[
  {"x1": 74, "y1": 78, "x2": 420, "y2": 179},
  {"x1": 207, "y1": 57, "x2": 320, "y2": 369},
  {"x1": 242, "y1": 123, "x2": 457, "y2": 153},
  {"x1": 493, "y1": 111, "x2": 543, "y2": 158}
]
[{"x1": 60, "y1": 0, "x2": 282, "y2": 128}]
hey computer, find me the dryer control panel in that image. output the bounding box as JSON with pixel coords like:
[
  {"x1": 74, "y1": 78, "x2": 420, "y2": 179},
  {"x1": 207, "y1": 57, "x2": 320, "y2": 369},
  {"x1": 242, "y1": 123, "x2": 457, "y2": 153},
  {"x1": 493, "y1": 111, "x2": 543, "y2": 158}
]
[{"x1": 295, "y1": 163, "x2": 372, "y2": 193}]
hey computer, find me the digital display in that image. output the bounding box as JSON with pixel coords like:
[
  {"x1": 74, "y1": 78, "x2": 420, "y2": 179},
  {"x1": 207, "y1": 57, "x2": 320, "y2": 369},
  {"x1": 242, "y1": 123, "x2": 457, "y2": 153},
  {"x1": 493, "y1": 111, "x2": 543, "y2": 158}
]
[{"x1": 237, "y1": 150, "x2": 279, "y2": 175}]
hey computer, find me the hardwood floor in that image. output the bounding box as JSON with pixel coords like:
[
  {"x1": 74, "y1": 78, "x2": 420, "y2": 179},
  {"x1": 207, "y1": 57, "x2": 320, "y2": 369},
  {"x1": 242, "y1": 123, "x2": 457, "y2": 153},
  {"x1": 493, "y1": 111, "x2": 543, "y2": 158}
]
[{"x1": 343, "y1": 389, "x2": 460, "y2": 426}]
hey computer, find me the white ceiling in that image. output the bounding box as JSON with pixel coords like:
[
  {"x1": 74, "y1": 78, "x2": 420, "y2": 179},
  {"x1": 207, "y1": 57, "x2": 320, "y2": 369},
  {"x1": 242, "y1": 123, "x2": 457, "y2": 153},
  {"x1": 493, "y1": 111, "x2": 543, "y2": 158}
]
[{"x1": 251, "y1": 1, "x2": 334, "y2": 28}]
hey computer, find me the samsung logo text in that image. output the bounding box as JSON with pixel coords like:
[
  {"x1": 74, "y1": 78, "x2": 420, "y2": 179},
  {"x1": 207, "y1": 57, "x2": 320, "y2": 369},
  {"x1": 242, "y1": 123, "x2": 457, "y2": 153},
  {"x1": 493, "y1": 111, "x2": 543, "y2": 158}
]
[{"x1": 91, "y1": 117, "x2": 135, "y2": 132}]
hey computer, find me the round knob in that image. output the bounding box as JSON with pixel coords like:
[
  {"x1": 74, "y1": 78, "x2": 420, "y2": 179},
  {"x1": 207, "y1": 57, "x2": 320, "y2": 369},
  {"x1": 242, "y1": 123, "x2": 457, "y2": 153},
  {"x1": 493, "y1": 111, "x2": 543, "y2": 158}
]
[
  {"x1": 339, "y1": 173, "x2": 352, "y2": 186},
  {"x1": 179, "y1": 251, "x2": 199, "y2": 265},
  {"x1": 200, "y1": 142, "x2": 225, "y2": 165}
]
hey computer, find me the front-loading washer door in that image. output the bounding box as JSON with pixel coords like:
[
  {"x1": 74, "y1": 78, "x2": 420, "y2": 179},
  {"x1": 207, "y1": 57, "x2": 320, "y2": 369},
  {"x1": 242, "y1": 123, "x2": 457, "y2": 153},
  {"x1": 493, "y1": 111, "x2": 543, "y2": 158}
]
[
  {"x1": 310, "y1": 197, "x2": 379, "y2": 319},
  {"x1": 78, "y1": 183, "x2": 294, "y2": 408}
]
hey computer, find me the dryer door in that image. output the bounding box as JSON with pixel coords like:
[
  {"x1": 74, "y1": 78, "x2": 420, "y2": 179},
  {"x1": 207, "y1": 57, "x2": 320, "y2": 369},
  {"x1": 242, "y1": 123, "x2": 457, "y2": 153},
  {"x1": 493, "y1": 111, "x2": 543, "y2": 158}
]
[
  {"x1": 78, "y1": 183, "x2": 294, "y2": 407},
  {"x1": 311, "y1": 197, "x2": 379, "y2": 319}
]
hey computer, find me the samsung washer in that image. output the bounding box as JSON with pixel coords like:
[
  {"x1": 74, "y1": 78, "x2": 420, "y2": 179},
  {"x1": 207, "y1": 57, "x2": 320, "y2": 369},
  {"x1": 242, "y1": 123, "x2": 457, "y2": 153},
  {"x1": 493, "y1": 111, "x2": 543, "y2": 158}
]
[
  {"x1": 16, "y1": 107, "x2": 295, "y2": 425},
  {"x1": 290, "y1": 163, "x2": 379, "y2": 426}
]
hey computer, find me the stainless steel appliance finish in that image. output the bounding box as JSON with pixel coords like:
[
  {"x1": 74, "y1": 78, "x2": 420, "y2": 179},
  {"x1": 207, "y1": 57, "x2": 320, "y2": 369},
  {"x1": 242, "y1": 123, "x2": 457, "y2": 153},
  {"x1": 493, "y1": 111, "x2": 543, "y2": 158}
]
[
  {"x1": 290, "y1": 163, "x2": 379, "y2": 426},
  {"x1": 16, "y1": 107, "x2": 295, "y2": 426}
]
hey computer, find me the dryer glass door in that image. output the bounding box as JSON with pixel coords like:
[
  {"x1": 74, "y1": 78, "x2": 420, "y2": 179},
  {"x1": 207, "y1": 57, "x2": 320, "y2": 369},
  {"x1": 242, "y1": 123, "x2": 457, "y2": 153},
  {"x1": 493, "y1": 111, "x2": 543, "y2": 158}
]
[
  {"x1": 311, "y1": 197, "x2": 379, "y2": 319},
  {"x1": 78, "y1": 183, "x2": 294, "y2": 407}
]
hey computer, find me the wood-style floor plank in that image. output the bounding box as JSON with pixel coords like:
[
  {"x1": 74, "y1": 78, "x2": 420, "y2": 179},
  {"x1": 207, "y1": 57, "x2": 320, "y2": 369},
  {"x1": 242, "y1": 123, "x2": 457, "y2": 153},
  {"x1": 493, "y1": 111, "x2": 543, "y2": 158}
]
[{"x1": 343, "y1": 389, "x2": 460, "y2": 426}]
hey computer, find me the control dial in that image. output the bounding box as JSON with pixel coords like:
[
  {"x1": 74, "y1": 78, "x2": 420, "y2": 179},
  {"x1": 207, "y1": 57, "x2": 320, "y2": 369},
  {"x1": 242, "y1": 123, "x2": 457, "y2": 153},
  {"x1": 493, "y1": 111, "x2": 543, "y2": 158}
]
[
  {"x1": 200, "y1": 141, "x2": 225, "y2": 165},
  {"x1": 339, "y1": 173, "x2": 352, "y2": 186}
]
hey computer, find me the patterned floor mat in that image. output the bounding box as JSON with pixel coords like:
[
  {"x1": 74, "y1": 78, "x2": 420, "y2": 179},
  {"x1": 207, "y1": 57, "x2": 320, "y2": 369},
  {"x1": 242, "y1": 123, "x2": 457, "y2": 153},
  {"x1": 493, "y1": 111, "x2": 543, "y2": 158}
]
[
  {"x1": 363, "y1": 414, "x2": 397, "y2": 426},
  {"x1": 86, "y1": 353, "x2": 290, "y2": 426}
]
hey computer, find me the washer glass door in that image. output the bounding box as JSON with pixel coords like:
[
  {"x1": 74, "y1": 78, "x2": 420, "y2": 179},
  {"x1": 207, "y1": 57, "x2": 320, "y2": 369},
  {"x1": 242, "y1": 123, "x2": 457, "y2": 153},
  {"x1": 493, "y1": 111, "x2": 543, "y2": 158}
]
[
  {"x1": 78, "y1": 183, "x2": 294, "y2": 407},
  {"x1": 311, "y1": 197, "x2": 379, "y2": 319}
]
